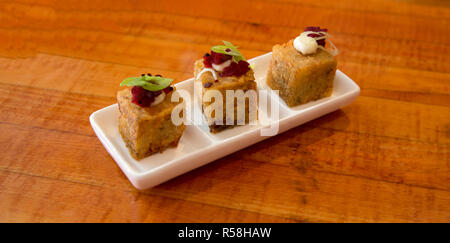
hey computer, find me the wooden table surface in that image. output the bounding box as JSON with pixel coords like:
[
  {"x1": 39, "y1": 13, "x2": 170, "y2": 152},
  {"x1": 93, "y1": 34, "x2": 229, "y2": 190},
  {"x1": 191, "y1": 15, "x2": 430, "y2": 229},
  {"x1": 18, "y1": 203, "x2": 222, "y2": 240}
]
[{"x1": 0, "y1": 0, "x2": 449, "y2": 223}]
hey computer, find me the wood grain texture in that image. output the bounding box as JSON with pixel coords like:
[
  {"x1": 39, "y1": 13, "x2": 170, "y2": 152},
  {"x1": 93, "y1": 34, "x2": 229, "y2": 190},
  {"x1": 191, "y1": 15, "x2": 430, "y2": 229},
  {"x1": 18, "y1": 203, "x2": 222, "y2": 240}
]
[{"x1": 0, "y1": 0, "x2": 449, "y2": 223}]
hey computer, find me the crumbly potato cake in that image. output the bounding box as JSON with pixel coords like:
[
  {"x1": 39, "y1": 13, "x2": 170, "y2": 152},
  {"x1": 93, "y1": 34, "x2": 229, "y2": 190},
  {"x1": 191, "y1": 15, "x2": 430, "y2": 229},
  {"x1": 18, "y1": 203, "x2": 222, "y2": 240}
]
[
  {"x1": 194, "y1": 60, "x2": 257, "y2": 133},
  {"x1": 267, "y1": 39, "x2": 337, "y2": 107},
  {"x1": 117, "y1": 87, "x2": 185, "y2": 160}
]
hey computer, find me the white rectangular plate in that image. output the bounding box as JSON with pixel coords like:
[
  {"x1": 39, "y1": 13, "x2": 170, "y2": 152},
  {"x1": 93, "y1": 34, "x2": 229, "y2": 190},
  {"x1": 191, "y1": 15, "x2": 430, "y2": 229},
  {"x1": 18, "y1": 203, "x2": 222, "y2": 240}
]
[{"x1": 90, "y1": 52, "x2": 360, "y2": 190}]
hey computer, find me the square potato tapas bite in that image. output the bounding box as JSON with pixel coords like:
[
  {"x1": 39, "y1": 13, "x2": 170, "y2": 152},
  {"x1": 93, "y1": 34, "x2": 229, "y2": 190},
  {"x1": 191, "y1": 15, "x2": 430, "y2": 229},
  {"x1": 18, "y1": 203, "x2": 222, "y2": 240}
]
[
  {"x1": 194, "y1": 41, "x2": 258, "y2": 133},
  {"x1": 267, "y1": 27, "x2": 338, "y2": 107},
  {"x1": 118, "y1": 74, "x2": 185, "y2": 160}
]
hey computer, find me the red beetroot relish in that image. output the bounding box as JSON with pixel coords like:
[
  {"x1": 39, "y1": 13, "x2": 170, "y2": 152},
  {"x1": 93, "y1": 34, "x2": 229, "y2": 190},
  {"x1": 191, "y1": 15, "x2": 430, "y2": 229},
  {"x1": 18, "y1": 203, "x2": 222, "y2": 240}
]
[
  {"x1": 304, "y1": 26, "x2": 327, "y2": 47},
  {"x1": 203, "y1": 51, "x2": 250, "y2": 77},
  {"x1": 131, "y1": 86, "x2": 172, "y2": 107},
  {"x1": 219, "y1": 60, "x2": 250, "y2": 77},
  {"x1": 203, "y1": 53, "x2": 213, "y2": 68},
  {"x1": 203, "y1": 51, "x2": 232, "y2": 68}
]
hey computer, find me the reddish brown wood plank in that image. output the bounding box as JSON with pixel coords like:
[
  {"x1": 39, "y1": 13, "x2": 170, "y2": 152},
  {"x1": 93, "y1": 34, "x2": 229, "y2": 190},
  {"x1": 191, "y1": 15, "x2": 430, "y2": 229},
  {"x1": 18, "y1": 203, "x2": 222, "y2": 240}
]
[
  {"x1": 0, "y1": 170, "x2": 295, "y2": 222},
  {"x1": 1, "y1": 1, "x2": 450, "y2": 74},
  {"x1": 1, "y1": 122, "x2": 449, "y2": 223},
  {"x1": 0, "y1": 0, "x2": 449, "y2": 222}
]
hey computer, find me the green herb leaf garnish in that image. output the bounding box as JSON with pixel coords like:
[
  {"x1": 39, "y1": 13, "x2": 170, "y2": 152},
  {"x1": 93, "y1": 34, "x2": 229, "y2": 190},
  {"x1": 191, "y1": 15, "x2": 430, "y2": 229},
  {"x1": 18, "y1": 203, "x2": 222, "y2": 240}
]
[
  {"x1": 211, "y1": 40, "x2": 246, "y2": 63},
  {"x1": 120, "y1": 75, "x2": 173, "y2": 91}
]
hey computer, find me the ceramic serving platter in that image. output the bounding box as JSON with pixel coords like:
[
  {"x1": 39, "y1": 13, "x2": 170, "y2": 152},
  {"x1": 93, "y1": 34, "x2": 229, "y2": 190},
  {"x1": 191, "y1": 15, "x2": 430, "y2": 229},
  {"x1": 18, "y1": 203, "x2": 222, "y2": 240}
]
[{"x1": 89, "y1": 52, "x2": 360, "y2": 190}]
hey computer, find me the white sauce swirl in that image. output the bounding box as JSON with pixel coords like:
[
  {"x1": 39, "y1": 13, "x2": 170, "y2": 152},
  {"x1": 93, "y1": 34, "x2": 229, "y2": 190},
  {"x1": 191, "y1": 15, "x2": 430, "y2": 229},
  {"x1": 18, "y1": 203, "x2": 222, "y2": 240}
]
[
  {"x1": 151, "y1": 92, "x2": 166, "y2": 107},
  {"x1": 196, "y1": 67, "x2": 218, "y2": 81},
  {"x1": 212, "y1": 59, "x2": 232, "y2": 72},
  {"x1": 293, "y1": 30, "x2": 338, "y2": 56},
  {"x1": 294, "y1": 35, "x2": 318, "y2": 55}
]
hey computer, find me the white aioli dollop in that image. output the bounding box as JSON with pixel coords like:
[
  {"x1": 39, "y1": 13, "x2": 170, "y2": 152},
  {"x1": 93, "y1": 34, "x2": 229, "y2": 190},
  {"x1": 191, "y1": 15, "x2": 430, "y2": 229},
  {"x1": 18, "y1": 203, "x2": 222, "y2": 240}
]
[
  {"x1": 151, "y1": 92, "x2": 166, "y2": 107},
  {"x1": 212, "y1": 59, "x2": 232, "y2": 72},
  {"x1": 196, "y1": 68, "x2": 218, "y2": 81},
  {"x1": 294, "y1": 34, "x2": 318, "y2": 55}
]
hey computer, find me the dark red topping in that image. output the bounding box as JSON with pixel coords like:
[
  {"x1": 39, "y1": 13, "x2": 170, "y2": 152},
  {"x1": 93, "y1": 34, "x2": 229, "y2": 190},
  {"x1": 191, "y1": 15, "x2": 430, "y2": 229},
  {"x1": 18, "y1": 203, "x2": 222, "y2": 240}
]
[
  {"x1": 212, "y1": 51, "x2": 232, "y2": 65},
  {"x1": 203, "y1": 49, "x2": 249, "y2": 77},
  {"x1": 162, "y1": 86, "x2": 173, "y2": 94},
  {"x1": 131, "y1": 85, "x2": 172, "y2": 107},
  {"x1": 203, "y1": 53, "x2": 213, "y2": 68},
  {"x1": 131, "y1": 86, "x2": 156, "y2": 107},
  {"x1": 304, "y1": 26, "x2": 327, "y2": 47},
  {"x1": 203, "y1": 51, "x2": 232, "y2": 68},
  {"x1": 305, "y1": 26, "x2": 327, "y2": 32},
  {"x1": 219, "y1": 60, "x2": 250, "y2": 77}
]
